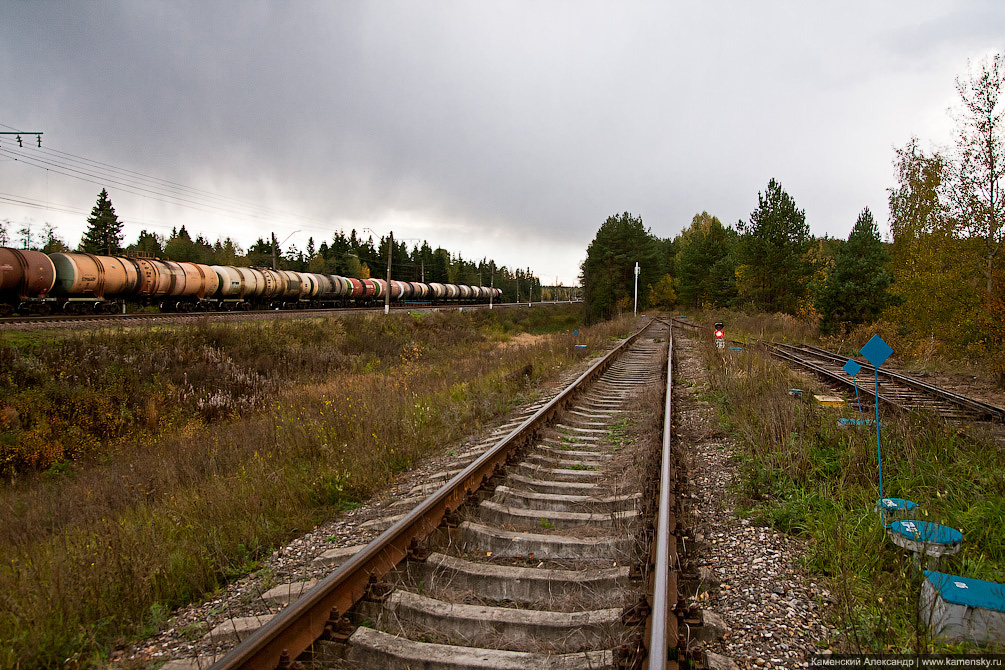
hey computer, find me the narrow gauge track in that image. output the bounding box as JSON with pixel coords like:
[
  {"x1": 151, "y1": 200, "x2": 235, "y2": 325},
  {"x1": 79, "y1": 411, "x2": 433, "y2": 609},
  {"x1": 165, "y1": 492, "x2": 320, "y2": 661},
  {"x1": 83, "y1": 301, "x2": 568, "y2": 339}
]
[
  {"x1": 668, "y1": 317, "x2": 1005, "y2": 424},
  {"x1": 196, "y1": 319, "x2": 700, "y2": 670},
  {"x1": 0, "y1": 301, "x2": 540, "y2": 332}
]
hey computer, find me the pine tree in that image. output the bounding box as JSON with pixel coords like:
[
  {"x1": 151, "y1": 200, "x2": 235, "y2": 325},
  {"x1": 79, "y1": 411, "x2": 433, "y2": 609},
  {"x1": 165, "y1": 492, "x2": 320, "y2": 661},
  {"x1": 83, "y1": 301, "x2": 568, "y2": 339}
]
[
  {"x1": 80, "y1": 189, "x2": 124, "y2": 255},
  {"x1": 813, "y1": 208, "x2": 894, "y2": 334},
  {"x1": 674, "y1": 212, "x2": 738, "y2": 308},
  {"x1": 579, "y1": 212, "x2": 666, "y2": 323},
  {"x1": 736, "y1": 179, "x2": 811, "y2": 314}
]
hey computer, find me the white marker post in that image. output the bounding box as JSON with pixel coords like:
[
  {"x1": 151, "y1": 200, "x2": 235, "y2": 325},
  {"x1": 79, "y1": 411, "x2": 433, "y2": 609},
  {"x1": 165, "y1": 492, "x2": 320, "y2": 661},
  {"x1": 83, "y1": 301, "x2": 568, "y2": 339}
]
[{"x1": 633, "y1": 262, "x2": 640, "y2": 317}]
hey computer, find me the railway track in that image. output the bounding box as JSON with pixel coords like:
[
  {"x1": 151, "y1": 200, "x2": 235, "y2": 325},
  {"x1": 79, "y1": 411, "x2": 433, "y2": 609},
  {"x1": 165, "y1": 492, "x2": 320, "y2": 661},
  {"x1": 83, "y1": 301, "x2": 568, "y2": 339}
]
[
  {"x1": 0, "y1": 301, "x2": 545, "y2": 332},
  {"x1": 763, "y1": 342, "x2": 1005, "y2": 423},
  {"x1": 667, "y1": 317, "x2": 1004, "y2": 425},
  {"x1": 152, "y1": 319, "x2": 700, "y2": 670}
]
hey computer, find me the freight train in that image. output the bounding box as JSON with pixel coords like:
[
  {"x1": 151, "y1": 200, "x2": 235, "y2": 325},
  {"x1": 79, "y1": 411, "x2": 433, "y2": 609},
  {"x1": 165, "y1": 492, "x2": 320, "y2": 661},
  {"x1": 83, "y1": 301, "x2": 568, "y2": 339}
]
[{"x1": 0, "y1": 247, "x2": 503, "y2": 316}]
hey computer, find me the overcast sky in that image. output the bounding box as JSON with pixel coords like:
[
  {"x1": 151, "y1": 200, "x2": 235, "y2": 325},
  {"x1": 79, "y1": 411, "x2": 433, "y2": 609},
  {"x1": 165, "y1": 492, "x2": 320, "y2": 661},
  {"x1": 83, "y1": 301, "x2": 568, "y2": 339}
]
[{"x1": 1, "y1": 2, "x2": 1002, "y2": 285}]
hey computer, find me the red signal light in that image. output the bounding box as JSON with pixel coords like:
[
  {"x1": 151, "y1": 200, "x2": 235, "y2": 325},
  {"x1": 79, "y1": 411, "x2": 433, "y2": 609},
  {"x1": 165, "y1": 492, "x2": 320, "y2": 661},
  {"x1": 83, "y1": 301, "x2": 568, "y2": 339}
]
[{"x1": 714, "y1": 329, "x2": 724, "y2": 338}]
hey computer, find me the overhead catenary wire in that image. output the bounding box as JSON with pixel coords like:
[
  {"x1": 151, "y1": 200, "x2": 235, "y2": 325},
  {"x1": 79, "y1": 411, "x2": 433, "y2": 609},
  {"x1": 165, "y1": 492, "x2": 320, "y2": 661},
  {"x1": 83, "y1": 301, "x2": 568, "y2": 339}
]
[
  {"x1": 0, "y1": 122, "x2": 353, "y2": 240},
  {"x1": 0, "y1": 147, "x2": 329, "y2": 231},
  {"x1": 0, "y1": 126, "x2": 531, "y2": 276},
  {"x1": 33, "y1": 145, "x2": 336, "y2": 227},
  {"x1": 0, "y1": 192, "x2": 89, "y2": 218}
]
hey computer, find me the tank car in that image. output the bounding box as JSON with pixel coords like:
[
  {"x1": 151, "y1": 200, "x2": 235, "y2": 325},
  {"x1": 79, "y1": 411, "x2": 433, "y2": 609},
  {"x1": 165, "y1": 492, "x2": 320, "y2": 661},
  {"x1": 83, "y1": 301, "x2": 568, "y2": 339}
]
[
  {"x1": 1, "y1": 246, "x2": 506, "y2": 314},
  {"x1": 0, "y1": 248, "x2": 57, "y2": 315},
  {"x1": 49, "y1": 252, "x2": 140, "y2": 312}
]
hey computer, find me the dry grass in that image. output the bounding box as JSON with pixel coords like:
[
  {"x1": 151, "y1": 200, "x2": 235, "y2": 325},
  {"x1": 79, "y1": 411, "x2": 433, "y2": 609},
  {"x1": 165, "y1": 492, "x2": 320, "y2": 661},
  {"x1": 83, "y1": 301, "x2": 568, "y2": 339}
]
[
  {"x1": 0, "y1": 306, "x2": 635, "y2": 670},
  {"x1": 694, "y1": 327, "x2": 1005, "y2": 654}
]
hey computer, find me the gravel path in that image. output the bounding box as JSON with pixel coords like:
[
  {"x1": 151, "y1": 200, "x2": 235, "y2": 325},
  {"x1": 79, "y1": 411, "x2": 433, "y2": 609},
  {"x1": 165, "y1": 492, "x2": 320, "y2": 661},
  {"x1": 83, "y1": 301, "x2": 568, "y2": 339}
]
[{"x1": 674, "y1": 330, "x2": 838, "y2": 669}]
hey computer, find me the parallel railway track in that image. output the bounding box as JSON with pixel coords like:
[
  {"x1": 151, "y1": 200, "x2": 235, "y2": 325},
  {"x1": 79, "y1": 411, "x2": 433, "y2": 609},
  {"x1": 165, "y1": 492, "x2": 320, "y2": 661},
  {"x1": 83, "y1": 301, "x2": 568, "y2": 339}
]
[
  {"x1": 764, "y1": 342, "x2": 1005, "y2": 423},
  {"x1": 165, "y1": 319, "x2": 700, "y2": 670},
  {"x1": 668, "y1": 317, "x2": 1005, "y2": 424},
  {"x1": 0, "y1": 301, "x2": 545, "y2": 331}
]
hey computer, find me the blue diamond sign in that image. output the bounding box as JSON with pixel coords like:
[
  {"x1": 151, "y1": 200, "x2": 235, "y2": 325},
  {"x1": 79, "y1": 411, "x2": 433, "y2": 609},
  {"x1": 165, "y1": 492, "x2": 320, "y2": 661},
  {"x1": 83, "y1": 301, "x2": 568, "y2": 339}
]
[
  {"x1": 843, "y1": 359, "x2": 862, "y2": 377},
  {"x1": 861, "y1": 335, "x2": 893, "y2": 368}
]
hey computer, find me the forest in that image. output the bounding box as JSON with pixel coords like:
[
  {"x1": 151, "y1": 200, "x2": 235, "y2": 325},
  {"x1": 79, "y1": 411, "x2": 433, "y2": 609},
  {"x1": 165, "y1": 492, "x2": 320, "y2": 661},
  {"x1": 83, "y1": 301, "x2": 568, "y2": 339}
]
[
  {"x1": 0, "y1": 191, "x2": 549, "y2": 305},
  {"x1": 580, "y1": 55, "x2": 1004, "y2": 384}
]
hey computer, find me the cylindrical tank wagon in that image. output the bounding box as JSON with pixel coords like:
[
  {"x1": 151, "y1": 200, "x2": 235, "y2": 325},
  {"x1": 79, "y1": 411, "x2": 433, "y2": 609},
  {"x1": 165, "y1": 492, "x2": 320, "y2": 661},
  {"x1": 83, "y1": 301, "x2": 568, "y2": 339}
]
[
  {"x1": 0, "y1": 246, "x2": 506, "y2": 315},
  {"x1": 0, "y1": 249, "x2": 57, "y2": 315}
]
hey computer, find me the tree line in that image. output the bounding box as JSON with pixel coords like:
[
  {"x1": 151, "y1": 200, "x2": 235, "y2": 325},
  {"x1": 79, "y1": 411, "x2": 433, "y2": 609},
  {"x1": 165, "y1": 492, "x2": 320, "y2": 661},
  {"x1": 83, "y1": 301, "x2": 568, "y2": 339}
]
[
  {"x1": 1, "y1": 188, "x2": 542, "y2": 303},
  {"x1": 581, "y1": 54, "x2": 1003, "y2": 382}
]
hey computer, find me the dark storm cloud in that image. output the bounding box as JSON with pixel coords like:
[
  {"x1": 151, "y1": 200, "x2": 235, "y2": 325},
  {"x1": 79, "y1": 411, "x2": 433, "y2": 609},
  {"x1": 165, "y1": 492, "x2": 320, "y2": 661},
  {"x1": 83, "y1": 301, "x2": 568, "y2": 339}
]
[{"x1": 2, "y1": 2, "x2": 1003, "y2": 283}]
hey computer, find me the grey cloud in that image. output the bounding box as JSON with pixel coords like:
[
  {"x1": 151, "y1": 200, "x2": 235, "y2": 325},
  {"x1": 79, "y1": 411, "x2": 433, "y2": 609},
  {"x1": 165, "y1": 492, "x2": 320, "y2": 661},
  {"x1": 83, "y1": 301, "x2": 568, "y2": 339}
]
[{"x1": 2, "y1": 1, "x2": 1004, "y2": 283}]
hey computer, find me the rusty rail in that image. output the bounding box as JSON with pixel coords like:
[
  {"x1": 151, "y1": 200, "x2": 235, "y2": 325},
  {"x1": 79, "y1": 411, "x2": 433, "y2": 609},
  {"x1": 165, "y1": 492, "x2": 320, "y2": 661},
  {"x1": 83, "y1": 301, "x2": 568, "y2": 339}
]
[
  {"x1": 783, "y1": 342, "x2": 1005, "y2": 422},
  {"x1": 0, "y1": 301, "x2": 533, "y2": 331},
  {"x1": 764, "y1": 343, "x2": 901, "y2": 409},
  {"x1": 209, "y1": 319, "x2": 654, "y2": 670},
  {"x1": 647, "y1": 320, "x2": 677, "y2": 669}
]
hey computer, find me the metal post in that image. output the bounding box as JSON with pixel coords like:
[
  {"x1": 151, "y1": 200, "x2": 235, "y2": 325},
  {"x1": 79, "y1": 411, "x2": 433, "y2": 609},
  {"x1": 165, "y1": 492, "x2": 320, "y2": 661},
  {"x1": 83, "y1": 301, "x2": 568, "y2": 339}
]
[
  {"x1": 272, "y1": 230, "x2": 301, "y2": 271},
  {"x1": 633, "y1": 262, "x2": 640, "y2": 317},
  {"x1": 385, "y1": 232, "x2": 393, "y2": 315},
  {"x1": 489, "y1": 263, "x2": 494, "y2": 310}
]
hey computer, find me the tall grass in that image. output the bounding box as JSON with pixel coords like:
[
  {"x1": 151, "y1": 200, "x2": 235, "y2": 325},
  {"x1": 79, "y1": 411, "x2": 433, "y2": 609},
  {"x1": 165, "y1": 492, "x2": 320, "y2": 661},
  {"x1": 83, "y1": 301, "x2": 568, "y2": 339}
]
[
  {"x1": 0, "y1": 306, "x2": 636, "y2": 669},
  {"x1": 697, "y1": 332, "x2": 1005, "y2": 654},
  {"x1": 682, "y1": 308, "x2": 1002, "y2": 384}
]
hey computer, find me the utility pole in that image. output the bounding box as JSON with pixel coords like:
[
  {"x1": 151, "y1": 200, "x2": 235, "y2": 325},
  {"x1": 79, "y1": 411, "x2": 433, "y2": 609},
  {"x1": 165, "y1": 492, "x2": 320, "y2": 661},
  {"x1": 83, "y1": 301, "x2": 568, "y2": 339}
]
[
  {"x1": 272, "y1": 230, "x2": 301, "y2": 271},
  {"x1": 489, "y1": 262, "x2": 494, "y2": 310},
  {"x1": 0, "y1": 131, "x2": 43, "y2": 148},
  {"x1": 385, "y1": 231, "x2": 393, "y2": 315}
]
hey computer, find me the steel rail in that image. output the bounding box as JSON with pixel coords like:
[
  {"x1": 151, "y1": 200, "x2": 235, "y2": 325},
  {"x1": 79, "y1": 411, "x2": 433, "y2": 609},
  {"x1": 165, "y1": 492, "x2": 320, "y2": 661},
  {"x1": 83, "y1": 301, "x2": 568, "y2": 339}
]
[
  {"x1": 778, "y1": 342, "x2": 1005, "y2": 422},
  {"x1": 667, "y1": 316, "x2": 701, "y2": 331},
  {"x1": 0, "y1": 301, "x2": 534, "y2": 329},
  {"x1": 209, "y1": 319, "x2": 655, "y2": 670},
  {"x1": 764, "y1": 343, "x2": 903, "y2": 410},
  {"x1": 669, "y1": 322, "x2": 1002, "y2": 423},
  {"x1": 647, "y1": 320, "x2": 677, "y2": 670}
]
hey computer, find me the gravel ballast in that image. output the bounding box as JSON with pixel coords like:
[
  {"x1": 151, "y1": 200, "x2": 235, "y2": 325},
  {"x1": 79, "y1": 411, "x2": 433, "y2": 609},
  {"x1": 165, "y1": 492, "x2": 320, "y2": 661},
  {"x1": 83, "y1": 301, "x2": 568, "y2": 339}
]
[{"x1": 674, "y1": 330, "x2": 837, "y2": 669}]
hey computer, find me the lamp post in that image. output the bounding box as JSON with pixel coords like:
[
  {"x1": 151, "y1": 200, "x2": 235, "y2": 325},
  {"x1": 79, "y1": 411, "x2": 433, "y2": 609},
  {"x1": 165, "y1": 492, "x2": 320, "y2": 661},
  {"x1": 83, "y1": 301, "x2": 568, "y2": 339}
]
[
  {"x1": 633, "y1": 262, "x2": 640, "y2": 317},
  {"x1": 384, "y1": 231, "x2": 393, "y2": 315},
  {"x1": 357, "y1": 227, "x2": 393, "y2": 315}
]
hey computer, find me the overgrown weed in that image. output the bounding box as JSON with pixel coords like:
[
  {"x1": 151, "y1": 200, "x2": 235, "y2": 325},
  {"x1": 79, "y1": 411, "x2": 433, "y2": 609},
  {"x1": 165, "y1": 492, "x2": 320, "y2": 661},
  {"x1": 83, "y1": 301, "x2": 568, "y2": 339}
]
[
  {"x1": 0, "y1": 305, "x2": 638, "y2": 669},
  {"x1": 696, "y1": 330, "x2": 1005, "y2": 654}
]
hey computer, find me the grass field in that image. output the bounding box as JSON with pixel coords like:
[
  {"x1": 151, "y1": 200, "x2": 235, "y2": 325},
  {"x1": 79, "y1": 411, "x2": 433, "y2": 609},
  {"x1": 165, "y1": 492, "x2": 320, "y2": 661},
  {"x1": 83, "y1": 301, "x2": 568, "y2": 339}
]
[
  {"x1": 690, "y1": 318, "x2": 1005, "y2": 654},
  {"x1": 0, "y1": 305, "x2": 633, "y2": 669}
]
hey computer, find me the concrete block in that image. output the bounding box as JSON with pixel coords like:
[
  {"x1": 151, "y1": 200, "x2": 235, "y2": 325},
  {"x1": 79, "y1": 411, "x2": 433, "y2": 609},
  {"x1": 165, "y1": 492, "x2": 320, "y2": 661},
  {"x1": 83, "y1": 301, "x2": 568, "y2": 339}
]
[
  {"x1": 203, "y1": 614, "x2": 276, "y2": 643},
  {"x1": 922, "y1": 571, "x2": 1005, "y2": 645}
]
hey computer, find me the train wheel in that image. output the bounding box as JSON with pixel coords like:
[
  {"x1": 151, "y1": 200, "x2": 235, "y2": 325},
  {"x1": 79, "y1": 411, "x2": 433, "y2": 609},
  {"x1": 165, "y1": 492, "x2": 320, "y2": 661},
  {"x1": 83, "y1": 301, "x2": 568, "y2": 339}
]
[{"x1": 0, "y1": 303, "x2": 12, "y2": 317}]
